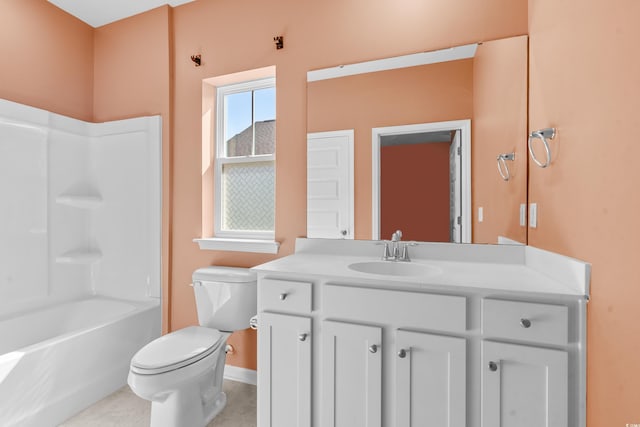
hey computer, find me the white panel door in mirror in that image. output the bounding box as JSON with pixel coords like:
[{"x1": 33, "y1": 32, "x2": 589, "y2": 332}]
[{"x1": 307, "y1": 130, "x2": 354, "y2": 239}]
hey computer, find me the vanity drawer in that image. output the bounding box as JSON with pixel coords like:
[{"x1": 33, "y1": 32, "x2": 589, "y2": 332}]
[
  {"x1": 482, "y1": 299, "x2": 568, "y2": 346},
  {"x1": 260, "y1": 278, "x2": 313, "y2": 314},
  {"x1": 323, "y1": 284, "x2": 466, "y2": 332}
]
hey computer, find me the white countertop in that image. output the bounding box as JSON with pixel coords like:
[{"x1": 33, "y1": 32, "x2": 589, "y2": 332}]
[{"x1": 252, "y1": 238, "x2": 590, "y2": 299}]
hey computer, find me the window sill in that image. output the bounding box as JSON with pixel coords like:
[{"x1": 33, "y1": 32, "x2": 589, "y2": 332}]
[{"x1": 193, "y1": 237, "x2": 280, "y2": 254}]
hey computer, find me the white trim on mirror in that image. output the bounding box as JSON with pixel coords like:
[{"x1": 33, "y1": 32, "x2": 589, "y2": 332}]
[
  {"x1": 372, "y1": 119, "x2": 472, "y2": 243},
  {"x1": 307, "y1": 44, "x2": 477, "y2": 82}
]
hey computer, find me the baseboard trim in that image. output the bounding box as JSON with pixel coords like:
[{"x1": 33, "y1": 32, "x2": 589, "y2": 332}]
[{"x1": 224, "y1": 365, "x2": 257, "y2": 385}]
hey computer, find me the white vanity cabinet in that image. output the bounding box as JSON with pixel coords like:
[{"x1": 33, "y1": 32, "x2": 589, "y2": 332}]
[
  {"x1": 257, "y1": 279, "x2": 313, "y2": 427},
  {"x1": 395, "y1": 330, "x2": 467, "y2": 427},
  {"x1": 482, "y1": 340, "x2": 568, "y2": 427},
  {"x1": 480, "y1": 298, "x2": 571, "y2": 427},
  {"x1": 321, "y1": 284, "x2": 468, "y2": 427},
  {"x1": 321, "y1": 320, "x2": 382, "y2": 427},
  {"x1": 254, "y1": 238, "x2": 589, "y2": 427},
  {"x1": 258, "y1": 280, "x2": 473, "y2": 427}
]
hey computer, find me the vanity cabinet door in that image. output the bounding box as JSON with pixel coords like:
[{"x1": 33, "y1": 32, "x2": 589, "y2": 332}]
[
  {"x1": 482, "y1": 341, "x2": 568, "y2": 427},
  {"x1": 258, "y1": 312, "x2": 311, "y2": 427},
  {"x1": 321, "y1": 320, "x2": 382, "y2": 427},
  {"x1": 395, "y1": 330, "x2": 466, "y2": 427}
]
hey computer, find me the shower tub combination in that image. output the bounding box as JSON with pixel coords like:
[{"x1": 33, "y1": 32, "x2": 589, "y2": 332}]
[
  {"x1": 0, "y1": 297, "x2": 159, "y2": 426},
  {"x1": 0, "y1": 99, "x2": 162, "y2": 426}
]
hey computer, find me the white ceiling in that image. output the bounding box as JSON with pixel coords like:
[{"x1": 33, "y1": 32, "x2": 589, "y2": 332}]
[{"x1": 47, "y1": 0, "x2": 196, "y2": 28}]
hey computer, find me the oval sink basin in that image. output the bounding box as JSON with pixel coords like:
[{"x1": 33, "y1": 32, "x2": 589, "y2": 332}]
[{"x1": 348, "y1": 261, "x2": 441, "y2": 277}]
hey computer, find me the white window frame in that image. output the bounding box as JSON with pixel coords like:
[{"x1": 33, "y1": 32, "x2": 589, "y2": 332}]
[{"x1": 214, "y1": 77, "x2": 276, "y2": 240}]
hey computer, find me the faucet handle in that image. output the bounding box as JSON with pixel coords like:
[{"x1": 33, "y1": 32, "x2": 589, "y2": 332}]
[
  {"x1": 398, "y1": 241, "x2": 418, "y2": 262},
  {"x1": 391, "y1": 230, "x2": 403, "y2": 242},
  {"x1": 399, "y1": 243, "x2": 410, "y2": 262},
  {"x1": 376, "y1": 240, "x2": 393, "y2": 260}
]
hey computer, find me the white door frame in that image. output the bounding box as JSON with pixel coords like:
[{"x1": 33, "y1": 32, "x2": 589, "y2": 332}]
[{"x1": 371, "y1": 119, "x2": 471, "y2": 243}]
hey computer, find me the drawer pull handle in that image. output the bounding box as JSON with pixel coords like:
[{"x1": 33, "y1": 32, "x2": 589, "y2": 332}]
[
  {"x1": 298, "y1": 333, "x2": 308, "y2": 342},
  {"x1": 369, "y1": 345, "x2": 378, "y2": 354},
  {"x1": 488, "y1": 361, "x2": 499, "y2": 372},
  {"x1": 520, "y1": 318, "x2": 532, "y2": 328},
  {"x1": 279, "y1": 293, "x2": 288, "y2": 301},
  {"x1": 398, "y1": 349, "x2": 407, "y2": 358}
]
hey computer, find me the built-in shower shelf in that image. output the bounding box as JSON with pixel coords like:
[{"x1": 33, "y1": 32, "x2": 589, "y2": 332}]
[
  {"x1": 56, "y1": 194, "x2": 103, "y2": 209},
  {"x1": 56, "y1": 249, "x2": 103, "y2": 264}
]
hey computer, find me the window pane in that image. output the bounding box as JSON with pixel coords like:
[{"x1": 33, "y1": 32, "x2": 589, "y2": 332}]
[
  {"x1": 254, "y1": 87, "x2": 276, "y2": 155},
  {"x1": 224, "y1": 91, "x2": 252, "y2": 157},
  {"x1": 222, "y1": 161, "x2": 275, "y2": 232}
]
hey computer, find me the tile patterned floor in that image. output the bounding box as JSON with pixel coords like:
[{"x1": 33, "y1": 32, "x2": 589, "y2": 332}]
[{"x1": 60, "y1": 380, "x2": 256, "y2": 427}]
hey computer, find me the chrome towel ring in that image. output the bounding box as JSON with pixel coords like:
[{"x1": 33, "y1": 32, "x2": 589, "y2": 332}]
[
  {"x1": 496, "y1": 153, "x2": 515, "y2": 181},
  {"x1": 528, "y1": 128, "x2": 556, "y2": 168}
]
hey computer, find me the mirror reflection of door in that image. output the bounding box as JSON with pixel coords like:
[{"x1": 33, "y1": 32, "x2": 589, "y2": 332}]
[
  {"x1": 380, "y1": 129, "x2": 461, "y2": 243},
  {"x1": 307, "y1": 130, "x2": 354, "y2": 239}
]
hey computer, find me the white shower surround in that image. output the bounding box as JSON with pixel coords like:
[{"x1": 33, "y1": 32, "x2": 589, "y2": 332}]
[{"x1": 0, "y1": 98, "x2": 162, "y2": 425}]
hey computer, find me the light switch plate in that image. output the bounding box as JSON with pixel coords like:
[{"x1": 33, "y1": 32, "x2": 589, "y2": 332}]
[
  {"x1": 478, "y1": 207, "x2": 483, "y2": 223},
  {"x1": 529, "y1": 203, "x2": 538, "y2": 228}
]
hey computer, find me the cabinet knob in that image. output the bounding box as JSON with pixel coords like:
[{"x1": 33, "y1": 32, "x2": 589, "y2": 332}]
[
  {"x1": 298, "y1": 333, "x2": 308, "y2": 342},
  {"x1": 488, "y1": 361, "x2": 499, "y2": 372},
  {"x1": 520, "y1": 318, "x2": 532, "y2": 328},
  {"x1": 397, "y1": 349, "x2": 407, "y2": 358},
  {"x1": 341, "y1": 229, "x2": 348, "y2": 236},
  {"x1": 369, "y1": 344, "x2": 378, "y2": 354},
  {"x1": 279, "y1": 293, "x2": 288, "y2": 301}
]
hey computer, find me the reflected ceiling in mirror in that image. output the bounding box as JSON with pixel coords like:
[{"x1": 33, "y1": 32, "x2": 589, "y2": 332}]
[{"x1": 306, "y1": 35, "x2": 528, "y2": 245}]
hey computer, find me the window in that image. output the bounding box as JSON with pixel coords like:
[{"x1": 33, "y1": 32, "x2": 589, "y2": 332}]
[{"x1": 214, "y1": 77, "x2": 276, "y2": 240}]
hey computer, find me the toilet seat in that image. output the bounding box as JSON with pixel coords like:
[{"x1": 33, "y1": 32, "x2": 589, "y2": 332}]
[{"x1": 131, "y1": 326, "x2": 223, "y2": 375}]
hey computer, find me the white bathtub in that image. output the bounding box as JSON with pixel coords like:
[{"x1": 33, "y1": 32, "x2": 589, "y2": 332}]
[{"x1": 0, "y1": 296, "x2": 160, "y2": 426}]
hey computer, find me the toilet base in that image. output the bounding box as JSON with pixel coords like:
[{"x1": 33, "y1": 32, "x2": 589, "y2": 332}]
[{"x1": 149, "y1": 389, "x2": 227, "y2": 427}]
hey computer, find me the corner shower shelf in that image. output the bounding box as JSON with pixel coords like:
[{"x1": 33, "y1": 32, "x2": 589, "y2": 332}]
[
  {"x1": 55, "y1": 193, "x2": 103, "y2": 209},
  {"x1": 55, "y1": 249, "x2": 103, "y2": 264}
]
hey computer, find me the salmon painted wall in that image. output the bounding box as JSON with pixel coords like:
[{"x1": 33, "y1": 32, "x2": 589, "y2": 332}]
[
  {"x1": 528, "y1": 0, "x2": 640, "y2": 423},
  {"x1": 4, "y1": 2, "x2": 636, "y2": 422},
  {"x1": 169, "y1": 0, "x2": 526, "y2": 370},
  {"x1": 0, "y1": 0, "x2": 93, "y2": 120},
  {"x1": 307, "y1": 60, "x2": 473, "y2": 239},
  {"x1": 4, "y1": 0, "x2": 524, "y2": 370},
  {"x1": 92, "y1": 6, "x2": 173, "y2": 334},
  {"x1": 472, "y1": 36, "x2": 528, "y2": 244},
  {"x1": 381, "y1": 142, "x2": 451, "y2": 242}
]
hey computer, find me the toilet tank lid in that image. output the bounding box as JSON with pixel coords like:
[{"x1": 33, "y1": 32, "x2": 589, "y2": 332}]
[{"x1": 193, "y1": 266, "x2": 257, "y2": 283}]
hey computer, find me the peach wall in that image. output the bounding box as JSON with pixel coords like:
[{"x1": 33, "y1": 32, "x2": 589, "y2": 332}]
[
  {"x1": 0, "y1": 0, "x2": 527, "y2": 372},
  {"x1": 528, "y1": 0, "x2": 640, "y2": 423},
  {"x1": 169, "y1": 0, "x2": 525, "y2": 369},
  {"x1": 5, "y1": 3, "x2": 634, "y2": 422},
  {"x1": 93, "y1": 6, "x2": 173, "y2": 334},
  {"x1": 0, "y1": 0, "x2": 93, "y2": 121},
  {"x1": 10, "y1": 0, "x2": 522, "y2": 370},
  {"x1": 381, "y1": 142, "x2": 451, "y2": 242},
  {"x1": 307, "y1": 60, "x2": 473, "y2": 239},
  {"x1": 472, "y1": 36, "x2": 528, "y2": 244}
]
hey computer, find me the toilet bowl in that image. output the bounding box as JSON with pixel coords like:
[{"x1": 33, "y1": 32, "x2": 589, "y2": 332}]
[{"x1": 128, "y1": 266, "x2": 257, "y2": 427}]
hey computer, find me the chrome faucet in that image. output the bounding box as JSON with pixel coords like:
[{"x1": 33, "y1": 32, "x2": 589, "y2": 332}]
[{"x1": 381, "y1": 230, "x2": 412, "y2": 262}]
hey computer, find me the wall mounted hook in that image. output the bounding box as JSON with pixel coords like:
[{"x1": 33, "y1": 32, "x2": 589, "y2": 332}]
[
  {"x1": 190, "y1": 54, "x2": 202, "y2": 67},
  {"x1": 273, "y1": 36, "x2": 284, "y2": 50}
]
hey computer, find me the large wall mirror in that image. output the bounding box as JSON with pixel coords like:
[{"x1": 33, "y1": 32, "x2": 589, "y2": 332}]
[{"x1": 306, "y1": 35, "x2": 528, "y2": 245}]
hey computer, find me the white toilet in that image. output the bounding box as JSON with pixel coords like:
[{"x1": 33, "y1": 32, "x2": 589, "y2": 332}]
[{"x1": 128, "y1": 266, "x2": 257, "y2": 427}]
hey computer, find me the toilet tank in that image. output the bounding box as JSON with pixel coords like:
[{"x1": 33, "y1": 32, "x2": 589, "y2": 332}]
[{"x1": 192, "y1": 266, "x2": 257, "y2": 332}]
